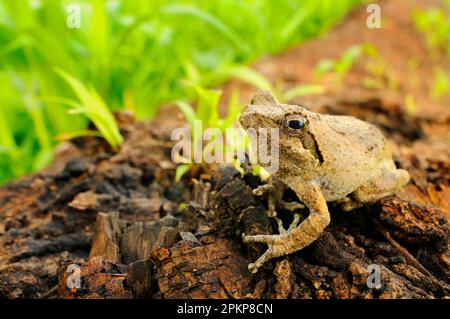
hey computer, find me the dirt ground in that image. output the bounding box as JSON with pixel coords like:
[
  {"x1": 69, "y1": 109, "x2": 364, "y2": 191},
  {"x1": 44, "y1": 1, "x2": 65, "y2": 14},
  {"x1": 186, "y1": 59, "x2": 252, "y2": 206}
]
[{"x1": 0, "y1": 0, "x2": 449, "y2": 298}]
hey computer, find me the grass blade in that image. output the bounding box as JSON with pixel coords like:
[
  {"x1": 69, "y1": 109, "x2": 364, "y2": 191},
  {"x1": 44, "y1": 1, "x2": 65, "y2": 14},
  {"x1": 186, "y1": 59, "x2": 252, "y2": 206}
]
[{"x1": 55, "y1": 68, "x2": 123, "y2": 148}]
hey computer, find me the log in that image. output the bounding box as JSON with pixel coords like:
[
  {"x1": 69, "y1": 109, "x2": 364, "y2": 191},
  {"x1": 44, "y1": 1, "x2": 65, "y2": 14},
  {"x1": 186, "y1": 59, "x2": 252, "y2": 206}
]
[{"x1": 89, "y1": 212, "x2": 121, "y2": 263}]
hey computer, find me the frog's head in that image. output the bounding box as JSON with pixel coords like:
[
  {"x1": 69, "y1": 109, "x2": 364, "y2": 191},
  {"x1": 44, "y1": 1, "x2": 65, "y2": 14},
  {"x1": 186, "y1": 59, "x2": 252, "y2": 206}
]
[
  {"x1": 239, "y1": 90, "x2": 315, "y2": 130},
  {"x1": 239, "y1": 90, "x2": 284, "y2": 130},
  {"x1": 239, "y1": 90, "x2": 323, "y2": 171}
]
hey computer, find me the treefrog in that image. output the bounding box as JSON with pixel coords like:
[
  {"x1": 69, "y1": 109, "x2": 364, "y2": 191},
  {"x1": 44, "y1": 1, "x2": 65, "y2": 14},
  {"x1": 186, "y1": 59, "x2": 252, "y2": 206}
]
[{"x1": 239, "y1": 90, "x2": 410, "y2": 273}]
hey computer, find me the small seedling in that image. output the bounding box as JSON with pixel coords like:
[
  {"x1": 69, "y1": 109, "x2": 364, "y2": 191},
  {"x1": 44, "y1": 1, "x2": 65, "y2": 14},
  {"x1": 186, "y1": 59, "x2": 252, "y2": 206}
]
[
  {"x1": 220, "y1": 64, "x2": 325, "y2": 103},
  {"x1": 315, "y1": 45, "x2": 363, "y2": 85},
  {"x1": 0, "y1": 0, "x2": 358, "y2": 185},
  {"x1": 55, "y1": 69, "x2": 123, "y2": 149},
  {"x1": 404, "y1": 94, "x2": 417, "y2": 115},
  {"x1": 430, "y1": 67, "x2": 450, "y2": 101},
  {"x1": 315, "y1": 44, "x2": 399, "y2": 91},
  {"x1": 413, "y1": 7, "x2": 450, "y2": 59},
  {"x1": 174, "y1": 85, "x2": 246, "y2": 181}
]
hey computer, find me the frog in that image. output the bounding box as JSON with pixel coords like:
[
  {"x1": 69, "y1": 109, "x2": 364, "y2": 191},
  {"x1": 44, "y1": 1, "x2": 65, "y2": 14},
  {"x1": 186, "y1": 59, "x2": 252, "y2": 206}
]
[{"x1": 239, "y1": 90, "x2": 410, "y2": 273}]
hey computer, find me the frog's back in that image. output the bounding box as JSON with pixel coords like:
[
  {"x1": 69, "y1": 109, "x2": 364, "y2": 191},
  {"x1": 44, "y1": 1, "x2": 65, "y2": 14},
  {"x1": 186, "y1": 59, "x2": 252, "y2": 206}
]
[
  {"x1": 310, "y1": 114, "x2": 390, "y2": 201},
  {"x1": 323, "y1": 114, "x2": 387, "y2": 159}
]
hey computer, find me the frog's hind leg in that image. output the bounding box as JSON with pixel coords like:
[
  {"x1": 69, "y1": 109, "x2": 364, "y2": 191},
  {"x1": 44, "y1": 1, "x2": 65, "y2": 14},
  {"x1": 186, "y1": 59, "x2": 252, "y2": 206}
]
[
  {"x1": 253, "y1": 179, "x2": 304, "y2": 218},
  {"x1": 243, "y1": 183, "x2": 330, "y2": 273},
  {"x1": 273, "y1": 213, "x2": 301, "y2": 235},
  {"x1": 341, "y1": 160, "x2": 410, "y2": 211}
]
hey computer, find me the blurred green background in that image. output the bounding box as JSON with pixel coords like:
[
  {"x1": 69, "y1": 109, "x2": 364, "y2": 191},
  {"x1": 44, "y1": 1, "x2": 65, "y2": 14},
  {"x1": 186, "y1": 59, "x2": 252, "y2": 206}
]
[{"x1": 0, "y1": 0, "x2": 359, "y2": 185}]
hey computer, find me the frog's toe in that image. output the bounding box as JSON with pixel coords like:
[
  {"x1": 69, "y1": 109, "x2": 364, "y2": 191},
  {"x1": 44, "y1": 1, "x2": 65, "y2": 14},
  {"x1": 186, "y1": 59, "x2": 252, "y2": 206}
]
[
  {"x1": 267, "y1": 210, "x2": 277, "y2": 218},
  {"x1": 253, "y1": 188, "x2": 264, "y2": 196},
  {"x1": 288, "y1": 213, "x2": 301, "y2": 231},
  {"x1": 242, "y1": 234, "x2": 277, "y2": 245},
  {"x1": 252, "y1": 184, "x2": 273, "y2": 196},
  {"x1": 246, "y1": 242, "x2": 285, "y2": 273},
  {"x1": 281, "y1": 201, "x2": 305, "y2": 211},
  {"x1": 275, "y1": 217, "x2": 287, "y2": 234},
  {"x1": 248, "y1": 263, "x2": 258, "y2": 273}
]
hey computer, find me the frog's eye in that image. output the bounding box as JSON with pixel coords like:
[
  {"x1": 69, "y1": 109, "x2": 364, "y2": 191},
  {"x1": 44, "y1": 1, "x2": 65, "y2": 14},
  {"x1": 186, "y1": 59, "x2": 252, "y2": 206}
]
[
  {"x1": 287, "y1": 119, "x2": 306, "y2": 129},
  {"x1": 285, "y1": 115, "x2": 307, "y2": 131}
]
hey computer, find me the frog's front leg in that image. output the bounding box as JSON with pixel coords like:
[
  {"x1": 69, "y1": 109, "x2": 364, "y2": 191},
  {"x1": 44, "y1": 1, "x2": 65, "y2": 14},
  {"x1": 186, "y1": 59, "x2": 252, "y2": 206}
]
[
  {"x1": 253, "y1": 184, "x2": 277, "y2": 218},
  {"x1": 243, "y1": 182, "x2": 330, "y2": 273}
]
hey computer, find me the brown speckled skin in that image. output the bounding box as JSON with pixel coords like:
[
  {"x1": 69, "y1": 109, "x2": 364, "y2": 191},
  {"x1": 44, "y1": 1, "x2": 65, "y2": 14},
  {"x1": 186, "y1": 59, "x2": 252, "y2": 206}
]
[{"x1": 239, "y1": 90, "x2": 410, "y2": 273}]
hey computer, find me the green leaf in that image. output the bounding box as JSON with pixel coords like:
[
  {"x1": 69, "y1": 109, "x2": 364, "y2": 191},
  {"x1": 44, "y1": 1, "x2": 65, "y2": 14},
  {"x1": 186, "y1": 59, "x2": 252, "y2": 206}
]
[
  {"x1": 280, "y1": 4, "x2": 313, "y2": 44},
  {"x1": 54, "y1": 130, "x2": 103, "y2": 142},
  {"x1": 39, "y1": 95, "x2": 84, "y2": 110},
  {"x1": 55, "y1": 68, "x2": 123, "y2": 148},
  {"x1": 335, "y1": 45, "x2": 362, "y2": 74},
  {"x1": 315, "y1": 59, "x2": 336, "y2": 78},
  {"x1": 219, "y1": 89, "x2": 242, "y2": 131},
  {"x1": 283, "y1": 84, "x2": 325, "y2": 101},
  {"x1": 175, "y1": 163, "x2": 192, "y2": 182},
  {"x1": 195, "y1": 85, "x2": 221, "y2": 127},
  {"x1": 162, "y1": 3, "x2": 250, "y2": 54},
  {"x1": 175, "y1": 100, "x2": 196, "y2": 130},
  {"x1": 220, "y1": 65, "x2": 273, "y2": 92}
]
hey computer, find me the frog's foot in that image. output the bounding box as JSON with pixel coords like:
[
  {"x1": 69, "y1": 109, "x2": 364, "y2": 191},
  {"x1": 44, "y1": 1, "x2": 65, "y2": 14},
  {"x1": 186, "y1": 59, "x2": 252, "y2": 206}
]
[
  {"x1": 253, "y1": 184, "x2": 274, "y2": 196},
  {"x1": 243, "y1": 182, "x2": 331, "y2": 273},
  {"x1": 242, "y1": 233, "x2": 288, "y2": 273},
  {"x1": 280, "y1": 200, "x2": 305, "y2": 211},
  {"x1": 274, "y1": 213, "x2": 301, "y2": 235},
  {"x1": 254, "y1": 183, "x2": 303, "y2": 217},
  {"x1": 288, "y1": 213, "x2": 301, "y2": 231},
  {"x1": 253, "y1": 184, "x2": 277, "y2": 217}
]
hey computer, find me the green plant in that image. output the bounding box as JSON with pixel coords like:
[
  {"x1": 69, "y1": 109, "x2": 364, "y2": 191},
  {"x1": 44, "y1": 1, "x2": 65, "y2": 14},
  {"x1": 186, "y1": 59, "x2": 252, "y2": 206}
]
[
  {"x1": 315, "y1": 45, "x2": 363, "y2": 84},
  {"x1": 220, "y1": 64, "x2": 325, "y2": 102},
  {"x1": 404, "y1": 94, "x2": 417, "y2": 116},
  {"x1": 363, "y1": 45, "x2": 399, "y2": 91},
  {"x1": 174, "y1": 85, "x2": 245, "y2": 181},
  {"x1": 430, "y1": 67, "x2": 450, "y2": 101},
  {"x1": 54, "y1": 69, "x2": 123, "y2": 149},
  {"x1": 314, "y1": 43, "x2": 400, "y2": 91},
  {"x1": 412, "y1": 6, "x2": 450, "y2": 103},
  {"x1": 413, "y1": 7, "x2": 450, "y2": 59},
  {"x1": 0, "y1": 0, "x2": 359, "y2": 185}
]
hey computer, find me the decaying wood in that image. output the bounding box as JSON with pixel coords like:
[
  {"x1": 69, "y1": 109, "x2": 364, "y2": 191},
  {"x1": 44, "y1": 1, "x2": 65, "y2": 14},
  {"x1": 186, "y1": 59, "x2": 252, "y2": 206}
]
[
  {"x1": 120, "y1": 216, "x2": 179, "y2": 264},
  {"x1": 0, "y1": 123, "x2": 449, "y2": 299},
  {"x1": 89, "y1": 212, "x2": 121, "y2": 263},
  {"x1": 374, "y1": 220, "x2": 432, "y2": 277},
  {"x1": 151, "y1": 237, "x2": 254, "y2": 299},
  {"x1": 0, "y1": 0, "x2": 449, "y2": 299},
  {"x1": 274, "y1": 259, "x2": 295, "y2": 299},
  {"x1": 58, "y1": 257, "x2": 132, "y2": 299},
  {"x1": 210, "y1": 167, "x2": 450, "y2": 299},
  {"x1": 127, "y1": 259, "x2": 153, "y2": 298},
  {"x1": 0, "y1": 114, "x2": 448, "y2": 299},
  {"x1": 0, "y1": 118, "x2": 180, "y2": 298}
]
